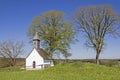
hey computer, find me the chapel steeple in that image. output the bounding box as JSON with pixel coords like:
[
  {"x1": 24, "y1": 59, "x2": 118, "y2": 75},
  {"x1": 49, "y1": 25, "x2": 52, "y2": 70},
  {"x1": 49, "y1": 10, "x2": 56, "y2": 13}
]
[{"x1": 33, "y1": 32, "x2": 40, "y2": 49}]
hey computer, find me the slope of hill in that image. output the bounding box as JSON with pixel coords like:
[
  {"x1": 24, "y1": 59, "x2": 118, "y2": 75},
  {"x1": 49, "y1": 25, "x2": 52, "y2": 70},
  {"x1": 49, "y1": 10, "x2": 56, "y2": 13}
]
[{"x1": 0, "y1": 62, "x2": 120, "y2": 80}]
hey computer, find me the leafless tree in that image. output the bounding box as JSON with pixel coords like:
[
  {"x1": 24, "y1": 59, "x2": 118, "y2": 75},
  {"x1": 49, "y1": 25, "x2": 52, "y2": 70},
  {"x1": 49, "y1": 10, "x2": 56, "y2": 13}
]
[
  {"x1": 73, "y1": 5, "x2": 120, "y2": 64},
  {"x1": 0, "y1": 40, "x2": 24, "y2": 66}
]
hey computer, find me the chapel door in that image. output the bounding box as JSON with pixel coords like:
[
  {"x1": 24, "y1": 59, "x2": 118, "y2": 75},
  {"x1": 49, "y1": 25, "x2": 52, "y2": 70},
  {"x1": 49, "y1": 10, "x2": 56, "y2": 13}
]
[{"x1": 33, "y1": 61, "x2": 36, "y2": 68}]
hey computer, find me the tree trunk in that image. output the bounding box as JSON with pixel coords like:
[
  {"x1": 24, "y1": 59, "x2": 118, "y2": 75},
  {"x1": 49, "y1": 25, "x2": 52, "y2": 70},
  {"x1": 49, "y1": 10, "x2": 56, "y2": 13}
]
[
  {"x1": 49, "y1": 51, "x2": 53, "y2": 59},
  {"x1": 96, "y1": 52, "x2": 100, "y2": 64},
  {"x1": 65, "y1": 59, "x2": 68, "y2": 63},
  {"x1": 13, "y1": 58, "x2": 16, "y2": 66}
]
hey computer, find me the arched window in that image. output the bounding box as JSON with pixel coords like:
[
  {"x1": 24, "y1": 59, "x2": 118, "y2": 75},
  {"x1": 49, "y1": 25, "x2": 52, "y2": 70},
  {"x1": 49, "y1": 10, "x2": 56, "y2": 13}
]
[{"x1": 33, "y1": 61, "x2": 36, "y2": 68}]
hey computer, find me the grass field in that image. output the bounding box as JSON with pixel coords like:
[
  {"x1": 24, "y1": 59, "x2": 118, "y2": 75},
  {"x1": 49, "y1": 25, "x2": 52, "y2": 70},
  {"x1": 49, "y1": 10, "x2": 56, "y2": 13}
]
[{"x1": 0, "y1": 62, "x2": 120, "y2": 80}]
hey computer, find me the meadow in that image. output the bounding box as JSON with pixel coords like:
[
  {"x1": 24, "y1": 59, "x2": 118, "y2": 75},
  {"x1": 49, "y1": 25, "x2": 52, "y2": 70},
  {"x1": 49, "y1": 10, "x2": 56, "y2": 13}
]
[{"x1": 0, "y1": 62, "x2": 120, "y2": 80}]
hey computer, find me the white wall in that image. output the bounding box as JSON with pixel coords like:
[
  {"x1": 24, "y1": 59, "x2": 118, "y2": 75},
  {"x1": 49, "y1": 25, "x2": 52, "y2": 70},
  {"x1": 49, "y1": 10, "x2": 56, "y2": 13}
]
[{"x1": 26, "y1": 49, "x2": 44, "y2": 69}]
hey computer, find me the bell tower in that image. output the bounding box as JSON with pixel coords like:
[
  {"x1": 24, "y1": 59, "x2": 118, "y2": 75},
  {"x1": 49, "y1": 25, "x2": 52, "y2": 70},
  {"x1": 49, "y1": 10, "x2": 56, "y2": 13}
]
[{"x1": 33, "y1": 32, "x2": 40, "y2": 49}]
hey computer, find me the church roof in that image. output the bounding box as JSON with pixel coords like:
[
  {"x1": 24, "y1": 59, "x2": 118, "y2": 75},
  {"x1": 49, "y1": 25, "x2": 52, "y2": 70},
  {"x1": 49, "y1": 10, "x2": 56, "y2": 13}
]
[
  {"x1": 33, "y1": 32, "x2": 40, "y2": 40},
  {"x1": 26, "y1": 48, "x2": 51, "y2": 60},
  {"x1": 37, "y1": 48, "x2": 51, "y2": 60}
]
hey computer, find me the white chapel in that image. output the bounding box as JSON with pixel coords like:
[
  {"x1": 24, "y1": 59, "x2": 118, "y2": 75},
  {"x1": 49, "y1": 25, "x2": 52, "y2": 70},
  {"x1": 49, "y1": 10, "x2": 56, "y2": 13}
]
[{"x1": 25, "y1": 32, "x2": 54, "y2": 70}]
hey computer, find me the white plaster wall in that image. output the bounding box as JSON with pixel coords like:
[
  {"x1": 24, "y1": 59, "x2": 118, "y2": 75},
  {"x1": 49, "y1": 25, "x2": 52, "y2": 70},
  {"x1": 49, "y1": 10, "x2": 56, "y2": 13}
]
[{"x1": 26, "y1": 49, "x2": 44, "y2": 69}]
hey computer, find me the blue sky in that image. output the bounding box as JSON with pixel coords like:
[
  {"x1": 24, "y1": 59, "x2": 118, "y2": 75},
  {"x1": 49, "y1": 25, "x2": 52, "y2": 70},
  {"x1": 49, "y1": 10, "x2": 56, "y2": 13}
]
[{"x1": 0, "y1": 0, "x2": 120, "y2": 59}]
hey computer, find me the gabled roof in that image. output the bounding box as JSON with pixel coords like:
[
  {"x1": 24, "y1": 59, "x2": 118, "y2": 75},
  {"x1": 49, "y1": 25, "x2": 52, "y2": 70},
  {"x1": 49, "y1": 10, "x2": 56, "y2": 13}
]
[
  {"x1": 37, "y1": 48, "x2": 51, "y2": 60},
  {"x1": 26, "y1": 48, "x2": 51, "y2": 60}
]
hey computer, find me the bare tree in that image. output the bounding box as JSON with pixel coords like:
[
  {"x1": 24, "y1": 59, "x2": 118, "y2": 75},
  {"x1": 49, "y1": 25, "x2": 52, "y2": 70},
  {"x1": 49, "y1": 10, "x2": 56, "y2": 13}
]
[
  {"x1": 0, "y1": 40, "x2": 24, "y2": 66},
  {"x1": 73, "y1": 5, "x2": 120, "y2": 64}
]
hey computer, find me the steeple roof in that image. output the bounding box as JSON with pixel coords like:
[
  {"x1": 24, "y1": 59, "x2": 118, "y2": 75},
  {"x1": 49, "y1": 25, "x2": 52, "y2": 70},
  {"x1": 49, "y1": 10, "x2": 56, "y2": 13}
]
[{"x1": 33, "y1": 32, "x2": 40, "y2": 40}]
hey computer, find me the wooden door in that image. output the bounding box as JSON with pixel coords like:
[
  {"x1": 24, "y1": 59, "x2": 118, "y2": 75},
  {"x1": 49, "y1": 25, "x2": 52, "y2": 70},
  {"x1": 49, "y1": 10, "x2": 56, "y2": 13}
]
[{"x1": 33, "y1": 61, "x2": 36, "y2": 68}]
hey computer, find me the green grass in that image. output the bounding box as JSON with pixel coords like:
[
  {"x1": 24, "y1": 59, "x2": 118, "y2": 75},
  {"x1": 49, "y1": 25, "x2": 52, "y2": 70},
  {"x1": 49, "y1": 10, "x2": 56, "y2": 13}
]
[{"x1": 0, "y1": 62, "x2": 120, "y2": 80}]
